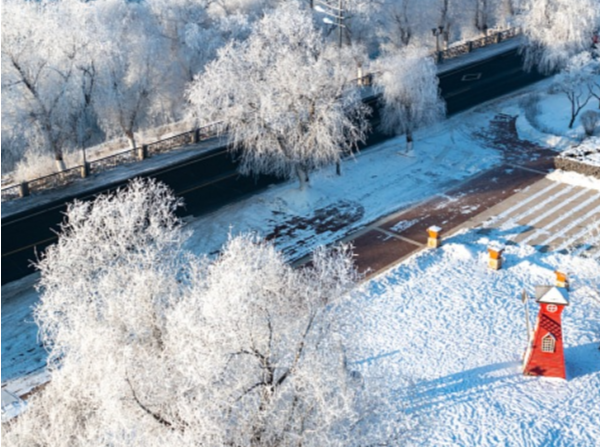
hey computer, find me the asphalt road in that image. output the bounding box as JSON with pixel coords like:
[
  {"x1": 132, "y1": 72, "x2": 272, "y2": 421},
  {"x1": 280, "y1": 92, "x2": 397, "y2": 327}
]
[
  {"x1": 1, "y1": 47, "x2": 546, "y2": 284},
  {"x1": 439, "y1": 47, "x2": 544, "y2": 114}
]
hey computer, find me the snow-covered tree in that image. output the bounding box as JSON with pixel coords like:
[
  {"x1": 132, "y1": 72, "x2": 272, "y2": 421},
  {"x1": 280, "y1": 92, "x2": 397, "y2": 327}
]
[
  {"x1": 374, "y1": 0, "x2": 420, "y2": 52},
  {"x1": 147, "y1": 0, "x2": 251, "y2": 121},
  {"x1": 519, "y1": 0, "x2": 600, "y2": 73},
  {"x1": 186, "y1": 1, "x2": 370, "y2": 188},
  {"x1": 585, "y1": 58, "x2": 600, "y2": 109},
  {"x1": 552, "y1": 53, "x2": 596, "y2": 129},
  {"x1": 374, "y1": 47, "x2": 446, "y2": 152},
  {"x1": 91, "y1": 0, "x2": 169, "y2": 150},
  {"x1": 1, "y1": 0, "x2": 84, "y2": 169},
  {"x1": 473, "y1": 0, "x2": 493, "y2": 35},
  {"x1": 1, "y1": 178, "x2": 404, "y2": 446},
  {"x1": 437, "y1": 0, "x2": 456, "y2": 50}
]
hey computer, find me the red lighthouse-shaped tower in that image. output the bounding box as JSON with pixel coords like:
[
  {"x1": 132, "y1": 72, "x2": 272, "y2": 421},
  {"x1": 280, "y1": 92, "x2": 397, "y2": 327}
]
[{"x1": 523, "y1": 286, "x2": 569, "y2": 379}]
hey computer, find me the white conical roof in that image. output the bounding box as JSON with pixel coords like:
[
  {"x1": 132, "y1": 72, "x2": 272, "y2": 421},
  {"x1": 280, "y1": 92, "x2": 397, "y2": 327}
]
[{"x1": 535, "y1": 286, "x2": 569, "y2": 305}]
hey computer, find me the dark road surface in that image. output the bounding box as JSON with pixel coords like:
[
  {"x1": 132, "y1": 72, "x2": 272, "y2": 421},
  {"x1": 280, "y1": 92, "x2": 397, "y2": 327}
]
[{"x1": 1, "y1": 46, "x2": 545, "y2": 284}]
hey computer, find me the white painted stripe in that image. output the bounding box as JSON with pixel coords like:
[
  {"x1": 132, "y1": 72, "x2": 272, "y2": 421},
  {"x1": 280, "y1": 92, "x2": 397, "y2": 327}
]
[
  {"x1": 566, "y1": 222, "x2": 600, "y2": 256},
  {"x1": 484, "y1": 181, "x2": 561, "y2": 227},
  {"x1": 520, "y1": 191, "x2": 600, "y2": 245},
  {"x1": 502, "y1": 186, "x2": 574, "y2": 235},
  {"x1": 539, "y1": 204, "x2": 600, "y2": 249},
  {"x1": 554, "y1": 213, "x2": 600, "y2": 252}
]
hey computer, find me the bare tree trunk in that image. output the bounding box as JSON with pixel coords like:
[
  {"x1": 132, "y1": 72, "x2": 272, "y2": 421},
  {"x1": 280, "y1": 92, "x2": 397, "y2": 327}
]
[
  {"x1": 126, "y1": 130, "x2": 137, "y2": 150},
  {"x1": 296, "y1": 165, "x2": 309, "y2": 189},
  {"x1": 55, "y1": 154, "x2": 66, "y2": 172},
  {"x1": 406, "y1": 130, "x2": 414, "y2": 153}
]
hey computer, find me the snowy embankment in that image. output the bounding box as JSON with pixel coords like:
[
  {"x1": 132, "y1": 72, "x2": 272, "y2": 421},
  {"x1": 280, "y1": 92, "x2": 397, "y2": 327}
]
[
  {"x1": 554, "y1": 137, "x2": 600, "y2": 180},
  {"x1": 559, "y1": 137, "x2": 600, "y2": 168},
  {"x1": 344, "y1": 228, "x2": 600, "y2": 446}
]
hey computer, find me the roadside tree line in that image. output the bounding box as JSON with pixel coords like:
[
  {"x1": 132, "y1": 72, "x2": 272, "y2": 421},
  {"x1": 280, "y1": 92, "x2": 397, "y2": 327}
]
[{"x1": 2, "y1": 0, "x2": 598, "y2": 185}]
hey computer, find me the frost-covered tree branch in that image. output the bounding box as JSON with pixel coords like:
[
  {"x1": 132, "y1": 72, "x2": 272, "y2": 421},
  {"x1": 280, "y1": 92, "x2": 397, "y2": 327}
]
[
  {"x1": 519, "y1": 0, "x2": 600, "y2": 73},
  {"x1": 553, "y1": 53, "x2": 597, "y2": 129},
  {"x1": 186, "y1": 1, "x2": 370, "y2": 188},
  {"x1": 374, "y1": 47, "x2": 446, "y2": 152}
]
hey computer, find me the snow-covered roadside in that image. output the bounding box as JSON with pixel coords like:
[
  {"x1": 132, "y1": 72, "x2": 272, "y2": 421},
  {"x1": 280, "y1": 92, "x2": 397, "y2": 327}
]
[
  {"x1": 1, "y1": 34, "x2": 524, "y2": 210},
  {"x1": 1, "y1": 136, "x2": 227, "y2": 218},
  {"x1": 182, "y1": 110, "x2": 503, "y2": 261},
  {"x1": 343, "y1": 228, "x2": 600, "y2": 446}
]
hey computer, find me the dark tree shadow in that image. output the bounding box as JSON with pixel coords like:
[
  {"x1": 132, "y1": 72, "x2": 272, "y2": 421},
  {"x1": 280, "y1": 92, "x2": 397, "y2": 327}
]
[{"x1": 398, "y1": 360, "x2": 521, "y2": 414}]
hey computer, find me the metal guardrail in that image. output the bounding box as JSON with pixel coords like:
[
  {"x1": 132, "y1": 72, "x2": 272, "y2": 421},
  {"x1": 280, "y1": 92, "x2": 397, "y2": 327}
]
[
  {"x1": 1, "y1": 27, "x2": 521, "y2": 203},
  {"x1": 27, "y1": 166, "x2": 82, "y2": 193},
  {"x1": 436, "y1": 27, "x2": 521, "y2": 63},
  {"x1": 1, "y1": 184, "x2": 22, "y2": 202},
  {"x1": 89, "y1": 148, "x2": 137, "y2": 175},
  {"x1": 1, "y1": 122, "x2": 224, "y2": 202}
]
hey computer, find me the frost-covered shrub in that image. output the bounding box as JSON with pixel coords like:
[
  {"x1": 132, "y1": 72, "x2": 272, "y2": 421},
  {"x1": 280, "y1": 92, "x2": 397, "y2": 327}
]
[
  {"x1": 1, "y1": 134, "x2": 23, "y2": 177},
  {"x1": 519, "y1": 92, "x2": 541, "y2": 127},
  {"x1": 10, "y1": 147, "x2": 83, "y2": 183},
  {"x1": 581, "y1": 110, "x2": 600, "y2": 136}
]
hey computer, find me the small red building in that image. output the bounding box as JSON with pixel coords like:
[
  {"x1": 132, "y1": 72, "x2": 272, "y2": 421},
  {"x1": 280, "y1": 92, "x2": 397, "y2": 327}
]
[{"x1": 523, "y1": 286, "x2": 569, "y2": 379}]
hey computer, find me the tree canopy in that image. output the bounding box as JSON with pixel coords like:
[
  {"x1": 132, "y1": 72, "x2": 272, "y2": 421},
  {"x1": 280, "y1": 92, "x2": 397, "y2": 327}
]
[
  {"x1": 1, "y1": 178, "x2": 406, "y2": 446},
  {"x1": 187, "y1": 1, "x2": 370, "y2": 187}
]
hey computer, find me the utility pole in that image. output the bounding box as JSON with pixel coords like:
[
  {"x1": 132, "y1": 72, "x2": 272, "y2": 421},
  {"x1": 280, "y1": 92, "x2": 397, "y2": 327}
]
[{"x1": 315, "y1": 0, "x2": 347, "y2": 176}]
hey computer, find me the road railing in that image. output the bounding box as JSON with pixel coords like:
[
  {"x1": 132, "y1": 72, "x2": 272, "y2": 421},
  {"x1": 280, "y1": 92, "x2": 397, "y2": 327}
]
[
  {"x1": 1, "y1": 121, "x2": 224, "y2": 202},
  {"x1": 435, "y1": 27, "x2": 521, "y2": 62}
]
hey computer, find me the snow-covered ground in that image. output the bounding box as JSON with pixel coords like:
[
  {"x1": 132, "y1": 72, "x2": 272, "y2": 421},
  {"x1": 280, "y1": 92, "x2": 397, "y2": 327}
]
[
  {"x1": 3, "y1": 75, "x2": 599, "y2": 439},
  {"x1": 183, "y1": 110, "x2": 503, "y2": 261},
  {"x1": 343, "y1": 227, "x2": 600, "y2": 446},
  {"x1": 515, "y1": 77, "x2": 600, "y2": 154}
]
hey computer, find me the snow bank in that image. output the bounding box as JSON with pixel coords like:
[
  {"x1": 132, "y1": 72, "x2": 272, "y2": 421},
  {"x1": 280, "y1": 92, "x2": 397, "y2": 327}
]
[{"x1": 547, "y1": 169, "x2": 600, "y2": 192}]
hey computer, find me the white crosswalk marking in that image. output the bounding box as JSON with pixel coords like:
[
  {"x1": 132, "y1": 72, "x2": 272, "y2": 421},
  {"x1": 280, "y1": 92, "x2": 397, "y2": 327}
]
[
  {"x1": 571, "y1": 236, "x2": 600, "y2": 258},
  {"x1": 501, "y1": 185, "x2": 574, "y2": 233},
  {"x1": 519, "y1": 191, "x2": 600, "y2": 245},
  {"x1": 484, "y1": 181, "x2": 561, "y2": 227},
  {"x1": 537, "y1": 204, "x2": 600, "y2": 249},
  {"x1": 557, "y1": 222, "x2": 593, "y2": 251},
  {"x1": 481, "y1": 178, "x2": 599, "y2": 256}
]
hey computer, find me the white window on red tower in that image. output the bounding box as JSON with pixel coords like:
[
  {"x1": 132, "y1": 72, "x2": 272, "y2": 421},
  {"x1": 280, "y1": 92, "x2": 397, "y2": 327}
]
[{"x1": 541, "y1": 333, "x2": 556, "y2": 353}]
